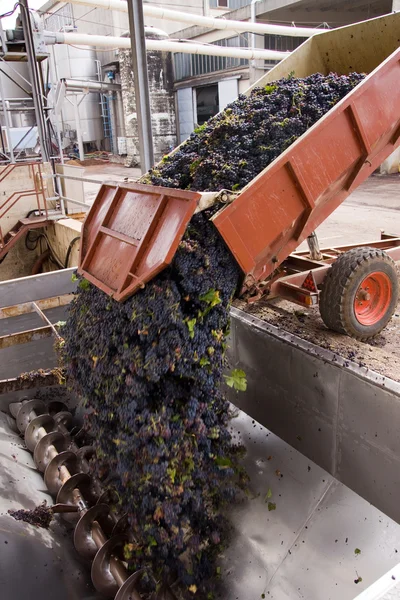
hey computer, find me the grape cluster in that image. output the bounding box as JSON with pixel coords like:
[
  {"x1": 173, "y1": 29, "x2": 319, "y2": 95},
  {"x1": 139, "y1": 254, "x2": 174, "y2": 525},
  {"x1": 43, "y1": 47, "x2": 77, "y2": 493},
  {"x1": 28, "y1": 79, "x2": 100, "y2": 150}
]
[
  {"x1": 144, "y1": 72, "x2": 365, "y2": 192},
  {"x1": 62, "y1": 71, "x2": 364, "y2": 597}
]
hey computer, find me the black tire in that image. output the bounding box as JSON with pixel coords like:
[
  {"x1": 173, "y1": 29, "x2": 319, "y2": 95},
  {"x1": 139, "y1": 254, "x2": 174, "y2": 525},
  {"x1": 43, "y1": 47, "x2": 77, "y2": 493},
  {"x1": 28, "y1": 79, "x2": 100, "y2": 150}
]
[{"x1": 319, "y1": 247, "x2": 399, "y2": 340}]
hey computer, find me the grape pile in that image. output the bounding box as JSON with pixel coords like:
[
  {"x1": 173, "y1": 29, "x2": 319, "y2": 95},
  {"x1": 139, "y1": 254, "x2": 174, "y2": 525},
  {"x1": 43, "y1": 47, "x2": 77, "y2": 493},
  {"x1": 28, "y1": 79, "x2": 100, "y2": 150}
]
[
  {"x1": 62, "y1": 71, "x2": 364, "y2": 597},
  {"x1": 62, "y1": 210, "x2": 246, "y2": 597},
  {"x1": 144, "y1": 72, "x2": 365, "y2": 192}
]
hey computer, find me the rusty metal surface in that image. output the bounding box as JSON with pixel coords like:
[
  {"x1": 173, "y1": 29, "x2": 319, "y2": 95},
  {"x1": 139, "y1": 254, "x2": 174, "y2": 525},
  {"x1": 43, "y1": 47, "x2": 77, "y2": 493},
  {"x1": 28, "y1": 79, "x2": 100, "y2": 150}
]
[
  {"x1": 78, "y1": 182, "x2": 201, "y2": 301},
  {"x1": 0, "y1": 371, "x2": 63, "y2": 396},
  {"x1": 0, "y1": 294, "x2": 74, "y2": 319},
  {"x1": 212, "y1": 47, "x2": 400, "y2": 289},
  {"x1": 0, "y1": 325, "x2": 53, "y2": 349}
]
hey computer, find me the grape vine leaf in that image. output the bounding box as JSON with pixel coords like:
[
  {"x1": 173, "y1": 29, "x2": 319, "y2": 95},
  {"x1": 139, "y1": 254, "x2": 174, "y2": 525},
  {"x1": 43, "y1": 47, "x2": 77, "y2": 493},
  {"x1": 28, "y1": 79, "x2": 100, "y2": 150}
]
[
  {"x1": 264, "y1": 488, "x2": 272, "y2": 501},
  {"x1": 78, "y1": 278, "x2": 90, "y2": 291},
  {"x1": 223, "y1": 369, "x2": 247, "y2": 392},
  {"x1": 185, "y1": 318, "x2": 196, "y2": 339},
  {"x1": 354, "y1": 548, "x2": 361, "y2": 555}
]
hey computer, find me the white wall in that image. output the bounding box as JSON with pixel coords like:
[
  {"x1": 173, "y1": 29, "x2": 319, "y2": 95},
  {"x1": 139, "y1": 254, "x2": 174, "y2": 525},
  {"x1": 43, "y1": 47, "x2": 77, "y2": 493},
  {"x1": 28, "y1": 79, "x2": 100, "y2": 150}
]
[
  {"x1": 177, "y1": 87, "x2": 195, "y2": 142},
  {"x1": 218, "y1": 78, "x2": 239, "y2": 111}
]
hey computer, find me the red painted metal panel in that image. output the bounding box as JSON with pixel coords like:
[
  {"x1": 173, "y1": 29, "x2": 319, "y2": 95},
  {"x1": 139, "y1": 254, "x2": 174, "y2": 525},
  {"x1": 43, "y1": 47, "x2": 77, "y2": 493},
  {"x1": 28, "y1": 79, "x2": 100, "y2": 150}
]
[
  {"x1": 78, "y1": 182, "x2": 200, "y2": 301},
  {"x1": 212, "y1": 47, "x2": 400, "y2": 288}
]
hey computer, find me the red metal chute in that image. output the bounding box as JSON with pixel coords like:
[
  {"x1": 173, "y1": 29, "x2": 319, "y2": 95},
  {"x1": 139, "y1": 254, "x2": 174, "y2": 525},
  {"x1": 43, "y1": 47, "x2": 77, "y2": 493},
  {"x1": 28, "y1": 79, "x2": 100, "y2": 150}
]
[{"x1": 78, "y1": 182, "x2": 201, "y2": 301}]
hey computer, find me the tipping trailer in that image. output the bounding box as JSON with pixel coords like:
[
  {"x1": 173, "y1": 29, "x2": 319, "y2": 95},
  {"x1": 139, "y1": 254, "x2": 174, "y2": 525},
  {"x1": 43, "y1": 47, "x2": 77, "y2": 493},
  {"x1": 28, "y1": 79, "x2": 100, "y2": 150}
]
[
  {"x1": 1, "y1": 15, "x2": 400, "y2": 600},
  {"x1": 78, "y1": 12, "x2": 400, "y2": 340}
]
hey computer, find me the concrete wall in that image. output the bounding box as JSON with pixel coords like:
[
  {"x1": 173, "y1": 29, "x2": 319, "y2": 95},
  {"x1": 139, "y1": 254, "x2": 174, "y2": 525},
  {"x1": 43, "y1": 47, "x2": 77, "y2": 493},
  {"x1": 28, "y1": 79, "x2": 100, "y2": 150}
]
[
  {"x1": 0, "y1": 163, "x2": 54, "y2": 236},
  {"x1": 0, "y1": 236, "x2": 40, "y2": 282},
  {"x1": 43, "y1": 218, "x2": 82, "y2": 272},
  {"x1": 119, "y1": 49, "x2": 177, "y2": 166},
  {"x1": 0, "y1": 163, "x2": 55, "y2": 281},
  {"x1": 227, "y1": 308, "x2": 400, "y2": 524}
]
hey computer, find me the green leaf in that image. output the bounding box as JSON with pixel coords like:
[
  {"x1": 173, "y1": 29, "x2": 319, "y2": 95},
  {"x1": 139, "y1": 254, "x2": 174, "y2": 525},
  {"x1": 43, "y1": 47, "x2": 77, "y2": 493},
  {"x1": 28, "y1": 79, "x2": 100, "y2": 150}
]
[
  {"x1": 264, "y1": 84, "x2": 277, "y2": 95},
  {"x1": 167, "y1": 467, "x2": 176, "y2": 483},
  {"x1": 216, "y1": 566, "x2": 221, "y2": 575},
  {"x1": 215, "y1": 456, "x2": 232, "y2": 468},
  {"x1": 223, "y1": 369, "x2": 247, "y2": 392},
  {"x1": 78, "y1": 278, "x2": 90, "y2": 291},
  {"x1": 199, "y1": 357, "x2": 210, "y2": 367},
  {"x1": 267, "y1": 502, "x2": 276, "y2": 512},
  {"x1": 354, "y1": 548, "x2": 361, "y2": 555},
  {"x1": 264, "y1": 488, "x2": 272, "y2": 501},
  {"x1": 199, "y1": 289, "x2": 221, "y2": 309},
  {"x1": 185, "y1": 318, "x2": 196, "y2": 339},
  {"x1": 71, "y1": 273, "x2": 78, "y2": 282},
  {"x1": 55, "y1": 320, "x2": 66, "y2": 328},
  {"x1": 147, "y1": 536, "x2": 157, "y2": 547}
]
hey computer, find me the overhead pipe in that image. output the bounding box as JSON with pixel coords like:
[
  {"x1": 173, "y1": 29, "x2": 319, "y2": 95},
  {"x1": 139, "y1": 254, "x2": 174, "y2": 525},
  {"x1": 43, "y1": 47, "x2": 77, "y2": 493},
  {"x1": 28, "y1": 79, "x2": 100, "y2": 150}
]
[
  {"x1": 60, "y1": 0, "x2": 320, "y2": 38},
  {"x1": 61, "y1": 78, "x2": 121, "y2": 92},
  {"x1": 44, "y1": 31, "x2": 290, "y2": 61}
]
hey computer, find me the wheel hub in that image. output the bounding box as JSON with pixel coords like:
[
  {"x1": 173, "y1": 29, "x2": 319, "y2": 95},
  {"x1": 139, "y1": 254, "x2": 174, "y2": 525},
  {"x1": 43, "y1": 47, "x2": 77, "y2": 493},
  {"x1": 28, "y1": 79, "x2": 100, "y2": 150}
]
[{"x1": 354, "y1": 271, "x2": 392, "y2": 326}]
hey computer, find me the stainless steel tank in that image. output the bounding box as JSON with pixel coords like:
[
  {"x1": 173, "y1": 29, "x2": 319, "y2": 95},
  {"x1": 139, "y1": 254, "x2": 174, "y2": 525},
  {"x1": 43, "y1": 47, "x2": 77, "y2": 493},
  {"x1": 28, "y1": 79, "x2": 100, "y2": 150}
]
[
  {"x1": 0, "y1": 62, "x2": 36, "y2": 128},
  {"x1": 52, "y1": 44, "x2": 103, "y2": 143}
]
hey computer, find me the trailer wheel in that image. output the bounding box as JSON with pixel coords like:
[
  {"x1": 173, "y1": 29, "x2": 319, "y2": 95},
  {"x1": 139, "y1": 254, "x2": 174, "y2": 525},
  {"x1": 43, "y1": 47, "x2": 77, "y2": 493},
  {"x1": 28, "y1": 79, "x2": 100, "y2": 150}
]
[{"x1": 319, "y1": 247, "x2": 398, "y2": 340}]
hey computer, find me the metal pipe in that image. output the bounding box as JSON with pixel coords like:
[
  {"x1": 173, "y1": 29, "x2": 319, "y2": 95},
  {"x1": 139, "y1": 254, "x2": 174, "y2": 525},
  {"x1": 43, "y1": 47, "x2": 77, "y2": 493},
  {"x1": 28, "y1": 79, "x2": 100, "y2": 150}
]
[
  {"x1": 307, "y1": 232, "x2": 323, "y2": 261},
  {"x1": 127, "y1": 0, "x2": 154, "y2": 173},
  {"x1": 72, "y1": 95, "x2": 85, "y2": 162},
  {"x1": 116, "y1": 90, "x2": 126, "y2": 138},
  {"x1": 0, "y1": 71, "x2": 15, "y2": 162},
  {"x1": 0, "y1": 66, "x2": 32, "y2": 96},
  {"x1": 20, "y1": 0, "x2": 50, "y2": 162},
  {"x1": 108, "y1": 91, "x2": 118, "y2": 154},
  {"x1": 44, "y1": 31, "x2": 289, "y2": 61},
  {"x1": 250, "y1": 0, "x2": 262, "y2": 73},
  {"x1": 57, "y1": 0, "x2": 320, "y2": 37},
  {"x1": 66, "y1": 94, "x2": 85, "y2": 161},
  {"x1": 62, "y1": 78, "x2": 121, "y2": 92},
  {"x1": 0, "y1": 97, "x2": 34, "y2": 102}
]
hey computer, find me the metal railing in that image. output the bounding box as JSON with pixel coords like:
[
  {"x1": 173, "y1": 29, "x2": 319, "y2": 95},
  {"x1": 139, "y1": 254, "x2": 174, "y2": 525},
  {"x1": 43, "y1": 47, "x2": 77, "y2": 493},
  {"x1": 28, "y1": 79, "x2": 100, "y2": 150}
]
[{"x1": 0, "y1": 162, "x2": 52, "y2": 247}]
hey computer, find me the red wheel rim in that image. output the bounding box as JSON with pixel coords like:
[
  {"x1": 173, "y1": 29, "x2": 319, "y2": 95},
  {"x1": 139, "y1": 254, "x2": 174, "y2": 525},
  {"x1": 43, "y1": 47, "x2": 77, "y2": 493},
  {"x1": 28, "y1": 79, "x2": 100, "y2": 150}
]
[{"x1": 354, "y1": 271, "x2": 392, "y2": 326}]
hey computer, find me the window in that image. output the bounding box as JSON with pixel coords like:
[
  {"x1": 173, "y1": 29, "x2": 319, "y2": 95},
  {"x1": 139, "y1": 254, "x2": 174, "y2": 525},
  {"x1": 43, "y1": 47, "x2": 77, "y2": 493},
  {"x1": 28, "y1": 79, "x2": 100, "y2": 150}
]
[
  {"x1": 264, "y1": 34, "x2": 307, "y2": 68},
  {"x1": 174, "y1": 34, "x2": 249, "y2": 81},
  {"x1": 196, "y1": 85, "x2": 219, "y2": 125},
  {"x1": 209, "y1": 0, "x2": 251, "y2": 8}
]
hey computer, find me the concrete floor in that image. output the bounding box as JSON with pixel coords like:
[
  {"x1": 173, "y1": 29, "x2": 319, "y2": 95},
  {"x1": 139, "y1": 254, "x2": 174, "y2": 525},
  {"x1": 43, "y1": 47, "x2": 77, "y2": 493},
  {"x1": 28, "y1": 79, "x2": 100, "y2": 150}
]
[
  {"x1": 81, "y1": 163, "x2": 141, "y2": 205},
  {"x1": 298, "y1": 173, "x2": 399, "y2": 250}
]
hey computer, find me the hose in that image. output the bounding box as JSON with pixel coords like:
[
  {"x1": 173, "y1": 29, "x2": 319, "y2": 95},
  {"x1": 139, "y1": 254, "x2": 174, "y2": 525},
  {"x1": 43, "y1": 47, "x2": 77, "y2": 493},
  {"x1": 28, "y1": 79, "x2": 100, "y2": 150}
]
[
  {"x1": 24, "y1": 230, "x2": 64, "y2": 269},
  {"x1": 40, "y1": 232, "x2": 65, "y2": 269},
  {"x1": 64, "y1": 236, "x2": 80, "y2": 268},
  {"x1": 25, "y1": 228, "x2": 80, "y2": 270},
  {"x1": 31, "y1": 249, "x2": 50, "y2": 275}
]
